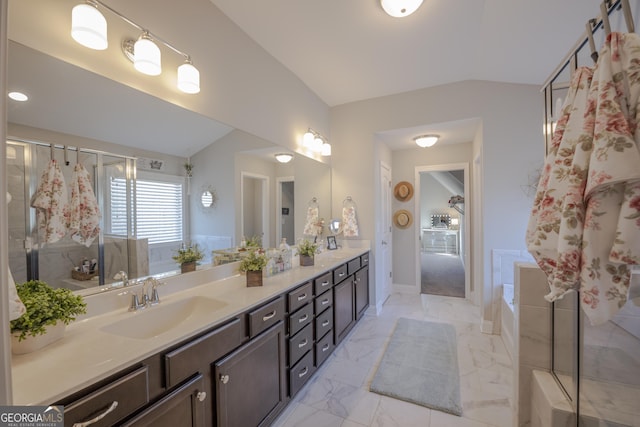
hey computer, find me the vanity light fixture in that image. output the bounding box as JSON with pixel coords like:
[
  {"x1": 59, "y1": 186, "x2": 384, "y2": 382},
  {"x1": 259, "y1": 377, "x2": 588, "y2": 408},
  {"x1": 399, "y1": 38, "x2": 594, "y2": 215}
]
[
  {"x1": 275, "y1": 153, "x2": 293, "y2": 163},
  {"x1": 414, "y1": 134, "x2": 439, "y2": 148},
  {"x1": 71, "y1": 0, "x2": 200, "y2": 93},
  {"x1": 303, "y1": 129, "x2": 316, "y2": 148},
  {"x1": 380, "y1": 0, "x2": 424, "y2": 17},
  {"x1": 302, "y1": 128, "x2": 330, "y2": 154},
  {"x1": 71, "y1": 1, "x2": 108, "y2": 50},
  {"x1": 321, "y1": 143, "x2": 332, "y2": 157}
]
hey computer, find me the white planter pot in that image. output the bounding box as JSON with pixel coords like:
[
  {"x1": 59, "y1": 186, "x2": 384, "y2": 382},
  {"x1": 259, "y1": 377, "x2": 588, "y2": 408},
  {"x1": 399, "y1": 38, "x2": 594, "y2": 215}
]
[{"x1": 11, "y1": 322, "x2": 66, "y2": 355}]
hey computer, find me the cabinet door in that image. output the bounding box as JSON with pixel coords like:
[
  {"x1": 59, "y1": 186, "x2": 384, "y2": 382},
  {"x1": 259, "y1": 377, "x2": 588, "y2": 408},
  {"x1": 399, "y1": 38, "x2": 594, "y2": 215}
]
[
  {"x1": 333, "y1": 277, "x2": 355, "y2": 345},
  {"x1": 121, "y1": 374, "x2": 206, "y2": 427},
  {"x1": 215, "y1": 322, "x2": 286, "y2": 427},
  {"x1": 355, "y1": 266, "x2": 369, "y2": 319}
]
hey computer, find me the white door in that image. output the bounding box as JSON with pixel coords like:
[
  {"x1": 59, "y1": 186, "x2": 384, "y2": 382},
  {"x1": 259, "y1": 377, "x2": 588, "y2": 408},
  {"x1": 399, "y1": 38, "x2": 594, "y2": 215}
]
[{"x1": 379, "y1": 162, "x2": 393, "y2": 305}]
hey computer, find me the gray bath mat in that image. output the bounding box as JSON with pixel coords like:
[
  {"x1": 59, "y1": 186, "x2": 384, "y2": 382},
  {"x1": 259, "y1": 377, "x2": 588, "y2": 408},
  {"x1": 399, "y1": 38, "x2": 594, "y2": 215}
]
[{"x1": 370, "y1": 318, "x2": 463, "y2": 416}]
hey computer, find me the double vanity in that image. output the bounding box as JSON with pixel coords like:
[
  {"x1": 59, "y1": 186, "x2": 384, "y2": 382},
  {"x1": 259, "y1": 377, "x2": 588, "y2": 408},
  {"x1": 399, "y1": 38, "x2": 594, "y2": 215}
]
[{"x1": 11, "y1": 246, "x2": 370, "y2": 427}]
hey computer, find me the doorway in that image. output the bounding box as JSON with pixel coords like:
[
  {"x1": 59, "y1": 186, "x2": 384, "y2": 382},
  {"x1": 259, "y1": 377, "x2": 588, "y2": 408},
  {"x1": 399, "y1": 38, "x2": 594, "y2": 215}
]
[
  {"x1": 276, "y1": 177, "x2": 295, "y2": 246},
  {"x1": 241, "y1": 172, "x2": 269, "y2": 247},
  {"x1": 415, "y1": 164, "x2": 469, "y2": 299}
]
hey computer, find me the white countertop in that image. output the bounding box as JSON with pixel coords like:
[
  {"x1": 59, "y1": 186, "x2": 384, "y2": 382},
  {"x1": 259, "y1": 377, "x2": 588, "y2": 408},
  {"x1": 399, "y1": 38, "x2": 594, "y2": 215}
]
[{"x1": 11, "y1": 246, "x2": 369, "y2": 405}]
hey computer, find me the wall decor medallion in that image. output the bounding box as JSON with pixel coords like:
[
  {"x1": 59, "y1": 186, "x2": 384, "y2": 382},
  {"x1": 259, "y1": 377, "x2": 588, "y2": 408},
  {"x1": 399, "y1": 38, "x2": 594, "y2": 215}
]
[{"x1": 394, "y1": 181, "x2": 414, "y2": 202}]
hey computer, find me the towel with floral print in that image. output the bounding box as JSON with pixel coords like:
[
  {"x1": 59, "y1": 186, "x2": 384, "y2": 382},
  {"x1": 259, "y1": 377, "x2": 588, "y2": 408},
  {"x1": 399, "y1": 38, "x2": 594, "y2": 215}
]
[
  {"x1": 342, "y1": 206, "x2": 359, "y2": 237},
  {"x1": 68, "y1": 163, "x2": 101, "y2": 247},
  {"x1": 30, "y1": 159, "x2": 69, "y2": 245},
  {"x1": 303, "y1": 206, "x2": 320, "y2": 236}
]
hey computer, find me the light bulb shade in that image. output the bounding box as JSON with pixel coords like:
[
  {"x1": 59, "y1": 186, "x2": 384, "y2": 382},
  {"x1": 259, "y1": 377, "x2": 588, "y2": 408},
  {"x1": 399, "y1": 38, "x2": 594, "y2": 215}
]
[
  {"x1": 313, "y1": 136, "x2": 324, "y2": 152},
  {"x1": 321, "y1": 143, "x2": 332, "y2": 156},
  {"x1": 275, "y1": 153, "x2": 293, "y2": 163},
  {"x1": 303, "y1": 131, "x2": 315, "y2": 148},
  {"x1": 71, "y1": 3, "x2": 108, "y2": 50},
  {"x1": 134, "y1": 36, "x2": 161, "y2": 76},
  {"x1": 414, "y1": 134, "x2": 439, "y2": 148},
  {"x1": 178, "y1": 62, "x2": 200, "y2": 94},
  {"x1": 380, "y1": 0, "x2": 424, "y2": 17}
]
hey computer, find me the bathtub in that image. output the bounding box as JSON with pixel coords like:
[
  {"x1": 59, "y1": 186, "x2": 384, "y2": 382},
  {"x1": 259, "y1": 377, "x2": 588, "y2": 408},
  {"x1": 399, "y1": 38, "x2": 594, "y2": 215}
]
[{"x1": 501, "y1": 283, "x2": 515, "y2": 362}]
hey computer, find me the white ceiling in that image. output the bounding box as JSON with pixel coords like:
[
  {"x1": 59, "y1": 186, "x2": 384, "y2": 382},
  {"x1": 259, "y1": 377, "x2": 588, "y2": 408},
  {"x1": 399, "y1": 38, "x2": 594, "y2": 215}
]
[{"x1": 209, "y1": 0, "x2": 606, "y2": 150}]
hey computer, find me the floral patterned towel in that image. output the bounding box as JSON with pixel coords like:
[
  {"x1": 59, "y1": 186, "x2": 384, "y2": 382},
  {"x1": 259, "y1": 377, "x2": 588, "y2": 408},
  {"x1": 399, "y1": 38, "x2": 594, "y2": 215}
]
[
  {"x1": 303, "y1": 206, "x2": 320, "y2": 236},
  {"x1": 30, "y1": 159, "x2": 68, "y2": 245},
  {"x1": 527, "y1": 33, "x2": 640, "y2": 325},
  {"x1": 342, "y1": 206, "x2": 359, "y2": 237},
  {"x1": 68, "y1": 163, "x2": 101, "y2": 247}
]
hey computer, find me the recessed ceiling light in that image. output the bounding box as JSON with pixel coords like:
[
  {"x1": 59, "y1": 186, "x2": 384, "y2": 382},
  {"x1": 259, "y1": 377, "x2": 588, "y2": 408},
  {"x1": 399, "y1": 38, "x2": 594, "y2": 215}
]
[{"x1": 8, "y1": 91, "x2": 28, "y2": 102}]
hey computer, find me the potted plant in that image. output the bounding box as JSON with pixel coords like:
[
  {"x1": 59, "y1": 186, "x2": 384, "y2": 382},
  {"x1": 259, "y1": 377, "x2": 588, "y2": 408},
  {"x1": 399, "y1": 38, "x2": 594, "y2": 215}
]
[
  {"x1": 239, "y1": 249, "x2": 268, "y2": 287},
  {"x1": 172, "y1": 243, "x2": 204, "y2": 273},
  {"x1": 10, "y1": 280, "x2": 87, "y2": 354},
  {"x1": 297, "y1": 239, "x2": 319, "y2": 266}
]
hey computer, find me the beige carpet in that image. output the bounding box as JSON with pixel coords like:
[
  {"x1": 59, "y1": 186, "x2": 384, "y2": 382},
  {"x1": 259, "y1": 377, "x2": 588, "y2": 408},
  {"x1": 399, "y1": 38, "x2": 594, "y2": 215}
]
[{"x1": 421, "y1": 253, "x2": 465, "y2": 298}]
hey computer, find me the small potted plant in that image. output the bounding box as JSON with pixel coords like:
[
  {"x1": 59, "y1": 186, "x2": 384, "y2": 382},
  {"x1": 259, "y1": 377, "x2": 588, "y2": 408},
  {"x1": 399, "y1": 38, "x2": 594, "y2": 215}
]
[
  {"x1": 297, "y1": 239, "x2": 319, "y2": 266},
  {"x1": 239, "y1": 249, "x2": 268, "y2": 287},
  {"x1": 10, "y1": 280, "x2": 87, "y2": 354},
  {"x1": 172, "y1": 243, "x2": 204, "y2": 273}
]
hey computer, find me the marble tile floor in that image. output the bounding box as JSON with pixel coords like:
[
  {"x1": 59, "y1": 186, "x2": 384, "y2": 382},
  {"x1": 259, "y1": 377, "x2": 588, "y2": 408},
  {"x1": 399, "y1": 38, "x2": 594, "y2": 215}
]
[{"x1": 272, "y1": 293, "x2": 514, "y2": 427}]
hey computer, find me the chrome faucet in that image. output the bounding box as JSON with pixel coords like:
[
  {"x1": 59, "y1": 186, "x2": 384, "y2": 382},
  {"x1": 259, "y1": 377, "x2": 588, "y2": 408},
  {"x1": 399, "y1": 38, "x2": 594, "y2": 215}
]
[
  {"x1": 115, "y1": 271, "x2": 129, "y2": 287},
  {"x1": 129, "y1": 277, "x2": 162, "y2": 311}
]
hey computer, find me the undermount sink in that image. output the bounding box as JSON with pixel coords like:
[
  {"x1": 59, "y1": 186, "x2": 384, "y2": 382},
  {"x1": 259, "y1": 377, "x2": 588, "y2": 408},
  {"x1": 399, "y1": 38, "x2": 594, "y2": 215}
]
[{"x1": 100, "y1": 296, "x2": 227, "y2": 340}]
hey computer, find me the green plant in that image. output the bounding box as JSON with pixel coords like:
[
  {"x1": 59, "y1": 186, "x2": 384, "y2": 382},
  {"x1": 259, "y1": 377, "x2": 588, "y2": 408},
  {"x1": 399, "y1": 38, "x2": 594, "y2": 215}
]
[
  {"x1": 172, "y1": 243, "x2": 204, "y2": 264},
  {"x1": 10, "y1": 280, "x2": 87, "y2": 341},
  {"x1": 239, "y1": 249, "x2": 268, "y2": 272},
  {"x1": 245, "y1": 235, "x2": 262, "y2": 248},
  {"x1": 297, "y1": 239, "x2": 319, "y2": 257}
]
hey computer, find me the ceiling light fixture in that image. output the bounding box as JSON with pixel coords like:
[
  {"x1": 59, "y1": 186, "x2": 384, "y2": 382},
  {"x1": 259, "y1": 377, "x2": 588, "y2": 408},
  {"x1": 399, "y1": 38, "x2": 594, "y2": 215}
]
[
  {"x1": 414, "y1": 134, "x2": 439, "y2": 148},
  {"x1": 275, "y1": 153, "x2": 294, "y2": 163},
  {"x1": 71, "y1": 1, "x2": 108, "y2": 50},
  {"x1": 380, "y1": 0, "x2": 424, "y2": 17},
  {"x1": 8, "y1": 91, "x2": 28, "y2": 102},
  {"x1": 72, "y1": 0, "x2": 200, "y2": 94}
]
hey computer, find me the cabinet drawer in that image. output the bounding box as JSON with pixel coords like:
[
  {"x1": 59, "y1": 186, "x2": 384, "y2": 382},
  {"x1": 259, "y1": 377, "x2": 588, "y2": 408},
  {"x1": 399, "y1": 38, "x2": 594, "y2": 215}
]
[
  {"x1": 164, "y1": 317, "x2": 244, "y2": 388},
  {"x1": 289, "y1": 350, "x2": 315, "y2": 397},
  {"x1": 288, "y1": 323, "x2": 313, "y2": 366},
  {"x1": 289, "y1": 302, "x2": 313, "y2": 336},
  {"x1": 347, "y1": 257, "x2": 361, "y2": 275},
  {"x1": 315, "y1": 329, "x2": 334, "y2": 367},
  {"x1": 63, "y1": 366, "x2": 149, "y2": 427},
  {"x1": 315, "y1": 306, "x2": 333, "y2": 340},
  {"x1": 361, "y1": 252, "x2": 369, "y2": 267},
  {"x1": 288, "y1": 282, "x2": 312, "y2": 313},
  {"x1": 313, "y1": 271, "x2": 333, "y2": 295},
  {"x1": 314, "y1": 288, "x2": 333, "y2": 315},
  {"x1": 333, "y1": 264, "x2": 348, "y2": 284},
  {"x1": 248, "y1": 296, "x2": 285, "y2": 338}
]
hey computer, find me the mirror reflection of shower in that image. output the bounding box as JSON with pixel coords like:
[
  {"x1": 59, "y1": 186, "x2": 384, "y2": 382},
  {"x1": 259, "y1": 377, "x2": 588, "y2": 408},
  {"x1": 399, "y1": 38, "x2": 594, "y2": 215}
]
[{"x1": 448, "y1": 195, "x2": 464, "y2": 215}]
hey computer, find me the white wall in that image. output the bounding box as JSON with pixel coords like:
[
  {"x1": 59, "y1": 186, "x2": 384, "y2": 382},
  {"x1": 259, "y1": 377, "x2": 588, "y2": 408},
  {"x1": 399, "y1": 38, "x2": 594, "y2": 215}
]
[{"x1": 331, "y1": 80, "x2": 543, "y2": 332}]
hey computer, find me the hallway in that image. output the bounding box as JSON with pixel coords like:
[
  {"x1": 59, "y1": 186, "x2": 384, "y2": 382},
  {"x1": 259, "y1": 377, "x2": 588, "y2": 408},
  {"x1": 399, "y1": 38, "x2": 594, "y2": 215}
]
[{"x1": 273, "y1": 293, "x2": 513, "y2": 427}]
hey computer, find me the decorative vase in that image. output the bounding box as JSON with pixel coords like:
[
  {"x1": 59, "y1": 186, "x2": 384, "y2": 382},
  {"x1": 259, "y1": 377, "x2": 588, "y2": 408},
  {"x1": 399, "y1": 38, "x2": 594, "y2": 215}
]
[
  {"x1": 11, "y1": 322, "x2": 66, "y2": 355},
  {"x1": 300, "y1": 255, "x2": 314, "y2": 267},
  {"x1": 181, "y1": 261, "x2": 197, "y2": 273},
  {"x1": 246, "y1": 270, "x2": 263, "y2": 287}
]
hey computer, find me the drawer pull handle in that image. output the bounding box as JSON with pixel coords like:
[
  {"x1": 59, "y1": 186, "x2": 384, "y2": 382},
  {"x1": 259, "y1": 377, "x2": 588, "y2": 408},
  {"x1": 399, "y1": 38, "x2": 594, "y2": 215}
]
[
  {"x1": 298, "y1": 367, "x2": 309, "y2": 378},
  {"x1": 298, "y1": 314, "x2": 309, "y2": 323},
  {"x1": 321, "y1": 299, "x2": 330, "y2": 305},
  {"x1": 262, "y1": 310, "x2": 277, "y2": 321},
  {"x1": 321, "y1": 281, "x2": 329, "y2": 286},
  {"x1": 197, "y1": 391, "x2": 207, "y2": 402},
  {"x1": 322, "y1": 320, "x2": 330, "y2": 327},
  {"x1": 297, "y1": 293, "x2": 307, "y2": 301},
  {"x1": 322, "y1": 344, "x2": 330, "y2": 352},
  {"x1": 338, "y1": 272, "x2": 345, "y2": 277},
  {"x1": 72, "y1": 401, "x2": 118, "y2": 427},
  {"x1": 220, "y1": 374, "x2": 230, "y2": 384},
  {"x1": 298, "y1": 339, "x2": 308, "y2": 348}
]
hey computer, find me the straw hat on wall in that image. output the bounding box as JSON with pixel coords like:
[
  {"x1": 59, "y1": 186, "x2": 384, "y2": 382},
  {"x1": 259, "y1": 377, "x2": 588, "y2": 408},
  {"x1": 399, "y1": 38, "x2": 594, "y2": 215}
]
[{"x1": 393, "y1": 181, "x2": 413, "y2": 202}]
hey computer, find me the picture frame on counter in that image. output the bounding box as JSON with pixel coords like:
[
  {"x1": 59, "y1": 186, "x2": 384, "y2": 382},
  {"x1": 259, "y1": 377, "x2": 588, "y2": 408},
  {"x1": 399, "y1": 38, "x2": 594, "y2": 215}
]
[{"x1": 327, "y1": 236, "x2": 338, "y2": 250}]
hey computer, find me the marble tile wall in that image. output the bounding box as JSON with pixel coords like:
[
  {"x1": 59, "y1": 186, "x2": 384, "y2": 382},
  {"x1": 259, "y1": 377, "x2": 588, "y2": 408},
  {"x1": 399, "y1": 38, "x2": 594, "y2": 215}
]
[
  {"x1": 492, "y1": 250, "x2": 534, "y2": 335},
  {"x1": 514, "y1": 262, "x2": 552, "y2": 427}
]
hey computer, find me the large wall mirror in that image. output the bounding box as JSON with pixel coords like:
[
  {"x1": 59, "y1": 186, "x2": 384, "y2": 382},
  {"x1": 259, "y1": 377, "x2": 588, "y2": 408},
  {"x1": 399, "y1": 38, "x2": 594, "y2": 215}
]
[{"x1": 6, "y1": 7, "x2": 331, "y2": 295}]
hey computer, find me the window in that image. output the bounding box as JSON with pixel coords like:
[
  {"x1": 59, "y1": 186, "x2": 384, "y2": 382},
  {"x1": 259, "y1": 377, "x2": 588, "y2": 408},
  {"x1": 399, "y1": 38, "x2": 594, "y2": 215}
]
[{"x1": 107, "y1": 170, "x2": 184, "y2": 244}]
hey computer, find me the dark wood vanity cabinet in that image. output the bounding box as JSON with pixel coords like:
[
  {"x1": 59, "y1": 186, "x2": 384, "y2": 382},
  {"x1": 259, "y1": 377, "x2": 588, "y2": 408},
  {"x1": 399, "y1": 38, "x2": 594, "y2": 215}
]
[
  {"x1": 55, "y1": 252, "x2": 369, "y2": 427},
  {"x1": 215, "y1": 322, "x2": 287, "y2": 427}
]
